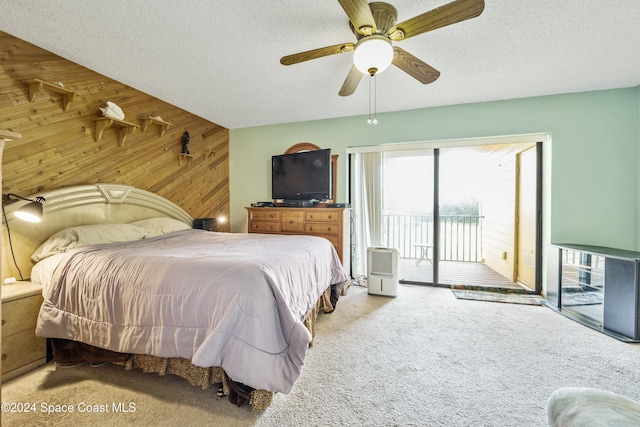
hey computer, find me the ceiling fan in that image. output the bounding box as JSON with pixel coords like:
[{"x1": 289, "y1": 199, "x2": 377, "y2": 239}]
[{"x1": 280, "y1": 0, "x2": 485, "y2": 96}]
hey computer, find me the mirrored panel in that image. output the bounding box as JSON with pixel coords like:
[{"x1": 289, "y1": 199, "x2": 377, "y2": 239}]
[{"x1": 560, "y1": 249, "x2": 604, "y2": 325}]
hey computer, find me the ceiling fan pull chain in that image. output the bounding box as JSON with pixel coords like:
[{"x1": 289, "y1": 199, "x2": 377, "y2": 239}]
[
  {"x1": 367, "y1": 75, "x2": 373, "y2": 124},
  {"x1": 367, "y1": 74, "x2": 378, "y2": 125},
  {"x1": 373, "y1": 74, "x2": 378, "y2": 124}
]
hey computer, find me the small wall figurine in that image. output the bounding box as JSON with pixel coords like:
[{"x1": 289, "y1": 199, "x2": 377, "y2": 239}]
[{"x1": 181, "y1": 131, "x2": 190, "y2": 154}]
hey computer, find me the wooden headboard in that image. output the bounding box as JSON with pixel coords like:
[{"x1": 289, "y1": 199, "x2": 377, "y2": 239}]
[{"x1": 2, "y1": 183, "x2": 193, "y2": 281}]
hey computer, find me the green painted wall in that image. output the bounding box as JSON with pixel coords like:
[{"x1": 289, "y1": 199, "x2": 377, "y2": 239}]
[{"x1": 230, "y1": 87, "x2": 640, "y2": 285}]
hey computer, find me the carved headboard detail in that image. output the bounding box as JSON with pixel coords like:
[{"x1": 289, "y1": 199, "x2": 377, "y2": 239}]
[{"x1": 1, "y1": 183, "x2": 192, "y2": 281}]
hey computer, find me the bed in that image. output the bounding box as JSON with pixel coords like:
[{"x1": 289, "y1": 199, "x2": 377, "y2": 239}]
[{"x1": 2, "y1": 184, "x2": 349, "y2": 410}]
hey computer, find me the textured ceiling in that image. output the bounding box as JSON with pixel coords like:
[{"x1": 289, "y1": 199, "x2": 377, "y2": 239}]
[{"x1": 1, "y1": 0, "x2": 639, "y2": 129}]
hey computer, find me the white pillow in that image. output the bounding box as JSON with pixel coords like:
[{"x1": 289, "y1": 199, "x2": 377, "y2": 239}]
[
  {"x1": 130, "y1": 217, "x2": 191, "y2": 238},
  {"x1": 31, "y1": 223, "x2": 149, "y2": 262}
]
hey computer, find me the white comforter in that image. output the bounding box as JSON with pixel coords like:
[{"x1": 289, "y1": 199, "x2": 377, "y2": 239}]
[{"x1": 36, "y1": 230, "x2": 348, "y2": 393}]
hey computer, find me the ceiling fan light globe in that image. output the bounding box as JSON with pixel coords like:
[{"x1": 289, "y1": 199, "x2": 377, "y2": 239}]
[{"x1": 353, "y1": 35, "x2": 393, "y2": 75}]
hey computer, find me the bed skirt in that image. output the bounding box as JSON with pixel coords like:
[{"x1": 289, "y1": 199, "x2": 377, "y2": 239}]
[{"x1": 49, "y1": 285, "x2": 339, "y2": 411}]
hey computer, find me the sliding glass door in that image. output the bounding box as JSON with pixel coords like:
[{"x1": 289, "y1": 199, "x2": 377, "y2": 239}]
[
  {"x1": 382, "y1": 150, "x2": 435, "y2": 284},
  {"x1": 349, "y1": 139, "x2": 541, "y2": 291},
  {"x1": 438, "y1": 146, "x2": 492, "y2": 286}
]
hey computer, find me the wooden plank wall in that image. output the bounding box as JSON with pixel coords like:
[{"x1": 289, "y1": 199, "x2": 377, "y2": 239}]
[
  {"x1": 0, "y1": 31, "x2": 230, "y2": 231},
  {"x1": 480, "y1": 144, "x2": 520, "y2": 281}
]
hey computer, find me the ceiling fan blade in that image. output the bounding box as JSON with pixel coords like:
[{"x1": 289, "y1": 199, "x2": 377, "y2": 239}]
[
  {"x1": 394, "y1": 0, "x2": 484, "y2": 40},
  {"x1": 280, "y1": 43, "x2": 355, "y2": 66},
  {"x1": 280, "y1": 43, "x2": 356, "y2": 65},
  {"x1": 392, "y1": 47, "x2": 440, "y2": 84},
  {"x1": 339, "y1": 65, "x2": 363, "y2": 96},
  {"x1": 338, "y1": 0, "x2": 377, "y2": 35}
]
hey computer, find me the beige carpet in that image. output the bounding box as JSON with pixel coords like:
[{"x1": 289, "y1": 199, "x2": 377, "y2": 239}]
[{"x1": 3, "y1": 284, "x2": 640, "y2": 426}]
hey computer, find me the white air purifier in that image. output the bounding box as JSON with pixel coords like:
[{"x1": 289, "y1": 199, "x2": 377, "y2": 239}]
[{"x1": 367, "y1": 247, "x2": 399, "y2": 297}]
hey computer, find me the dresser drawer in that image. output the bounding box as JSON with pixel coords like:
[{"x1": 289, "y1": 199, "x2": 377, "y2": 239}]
[
  {"x1": 246, "y1": 206, "x2": 350, "y2": 273},
  {"x1": 305, "y1": 211, "x2": 340, "y2": 222},
  {"x1": 250, "y1": 210, "x2": 281, "y2": 221},
  {"x1": 250, "y1": 221, "x2": 281, "y2": 233},
  {"x1": 2, "y1": 294, "x2": 43, "y2": 338},
  {"x1": 305, "y1": 223, "x2": 339, "y2": 235},
  {"x1": 2, "y1": 329, "x2": 47, "y2": 374},
  {"x1": 281, "y1": 211, "x2": 304, "y2": 232}
]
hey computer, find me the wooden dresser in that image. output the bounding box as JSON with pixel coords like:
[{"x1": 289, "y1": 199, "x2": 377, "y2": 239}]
[
  {"x1": 246, "y1": 207, "x2": 351, "y2": 274},
  {"x1": 2, "y1": 281, "x2": 47, "y2": 381}
]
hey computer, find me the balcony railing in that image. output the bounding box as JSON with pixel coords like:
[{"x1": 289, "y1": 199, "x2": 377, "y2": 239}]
[{"x1": 382, "y1": 214, "x2": 483, "y2": 262}]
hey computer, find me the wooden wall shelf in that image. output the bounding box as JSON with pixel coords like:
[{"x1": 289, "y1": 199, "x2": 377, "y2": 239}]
[
  {"x1": 23, "y1": 78, "x2": 78, "y2": 111},
  {"x1": 178, "y1": 153, "x2": 194, "y2": 166},
  {"x1": 141, "y1": 116, "x2": 172, "y2": 137},
  {"x1": 0, "y1": 129, "x2": 22, "y2": 141},
  {"x1": 94, "y1": 117, "x2": 140, "y2": 146}
]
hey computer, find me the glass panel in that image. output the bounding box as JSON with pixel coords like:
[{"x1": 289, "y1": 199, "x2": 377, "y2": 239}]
[
  {"x1": 381, "y1": 150, "x2": 434, "y2": 284},
  {"x1": 438, "y1": 147, "x2": 490, "y2": 286},
  {"x1": 437, "y1": 144, "x2": 537, "y2": 288},
  {"x1": 560, "y1": 249, "x2": 604, "y2": 325}
]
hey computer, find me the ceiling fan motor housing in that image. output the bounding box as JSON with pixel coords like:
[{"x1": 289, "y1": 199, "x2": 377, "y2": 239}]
[{"x1": 369, "y1": 2, "x2": 398, "y2": 34}]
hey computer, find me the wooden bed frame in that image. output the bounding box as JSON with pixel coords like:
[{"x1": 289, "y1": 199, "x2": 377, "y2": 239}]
[{"x1": 1, "y1": 183, "x2": 336, "y2": 410}]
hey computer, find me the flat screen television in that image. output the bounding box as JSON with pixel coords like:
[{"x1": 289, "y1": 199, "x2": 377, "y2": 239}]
[{"x1": 272, "y1": 148, "x2": 332, "y2": 201}]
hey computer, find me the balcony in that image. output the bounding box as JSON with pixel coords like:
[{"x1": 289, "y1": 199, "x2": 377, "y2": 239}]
[
  {"x1": 382, "y1": 213, "x2": 519, "y2": 288},
  {"x1": 383, "y1": 214, "x2": 481, "y2": 261}
]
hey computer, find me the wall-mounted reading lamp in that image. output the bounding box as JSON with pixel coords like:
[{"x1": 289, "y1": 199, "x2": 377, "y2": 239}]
[
  {"x1": 2, "y1": 193, "x2": 46, "y2": 281},
  {"x1": 3, "y1": 194, "x2": 46, "y2": 222}
]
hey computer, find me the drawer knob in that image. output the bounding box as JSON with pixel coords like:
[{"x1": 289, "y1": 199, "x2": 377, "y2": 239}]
[
  {"x1": 328, "y1": 227, "x2": 332, "y2": 232},
  {"x1": 289, "y1": 220, "x2": 294, "y2": 224},
  {"x1": 328, "y1": 215, "x2": 333, "y2": 219},
  {"x1": 2, "y1": 354, "x2": 6, "y2": 361},
  {"x1": 1, "y1": 319, "x2": 5, "y2": 326}
]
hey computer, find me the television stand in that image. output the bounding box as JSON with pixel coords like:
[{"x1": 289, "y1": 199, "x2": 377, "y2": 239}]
[
  {"x1": 283, "y1": 200, "x2": 315, "y2": 208},
  {"x1": 546, "y1": 243, "x2": 640, "y2": 342}
]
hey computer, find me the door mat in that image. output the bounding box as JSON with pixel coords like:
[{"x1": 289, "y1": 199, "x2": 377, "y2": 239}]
[
  {"x1": 561, "y1": 291, "x2": 602, "y2": 306},
  {"x1": 450, "y1": 285, "x2": 544, "y2": 305}
]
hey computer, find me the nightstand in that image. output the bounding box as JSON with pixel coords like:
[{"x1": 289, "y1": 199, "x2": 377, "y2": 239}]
[
  {"x1": 1, "y1": 281, "x2": 47, "y2": 381},
  {"x1": 193, "y1": 217, "x2": 217, "y2": 231}
]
